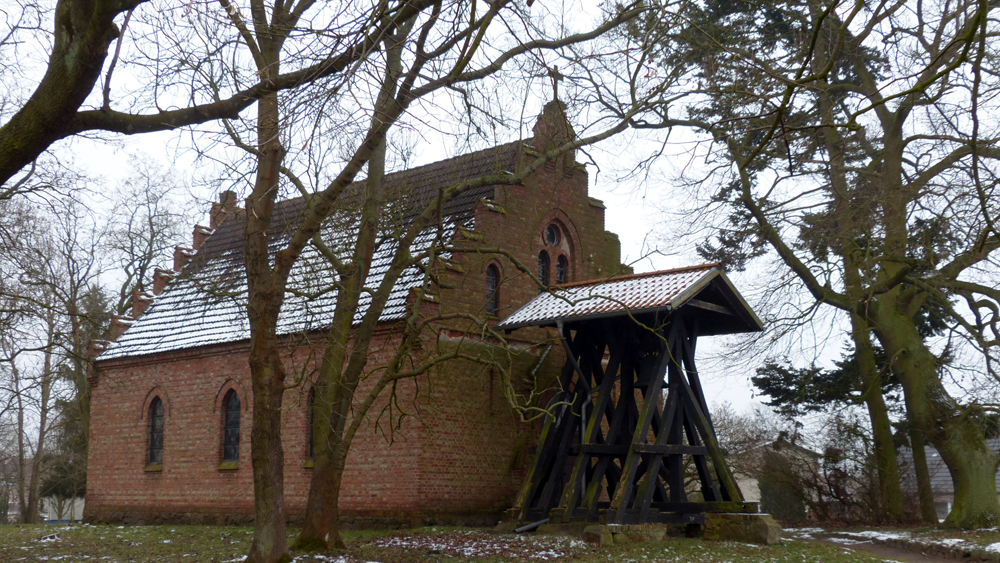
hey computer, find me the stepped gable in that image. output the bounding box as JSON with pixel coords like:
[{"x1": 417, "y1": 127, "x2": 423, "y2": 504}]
[{"x1": 100, "y1": 141, "x2": 526, "y2": 361}]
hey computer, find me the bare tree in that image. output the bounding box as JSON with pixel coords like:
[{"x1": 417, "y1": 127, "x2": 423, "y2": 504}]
[{"x1": 102, "y1": 162, "x2": 187, "y2": 315}]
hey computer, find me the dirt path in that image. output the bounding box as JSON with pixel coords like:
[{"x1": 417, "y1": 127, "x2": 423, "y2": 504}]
[{"x1": 809, "y1": 537, "x2": 945, "y2": 562}]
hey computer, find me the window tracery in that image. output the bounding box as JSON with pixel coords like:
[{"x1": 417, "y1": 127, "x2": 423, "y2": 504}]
[
  {"x1": 222, "y1": 390, "x2": 240, "y2": 462},
  {"x1": 485, "y1": 264, "x2": 500, "y2": 315},
  {"x1": 537, "y1": 251, "x2": 550, "y2": 293},
  {"x1": 149, "y1": 397, "x2": 164, "y2": 465}
]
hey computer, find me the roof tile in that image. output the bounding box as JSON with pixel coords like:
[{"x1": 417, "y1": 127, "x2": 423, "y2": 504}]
[{"x1": 497, "y1": 264, "x2": 720, "y2": 329}]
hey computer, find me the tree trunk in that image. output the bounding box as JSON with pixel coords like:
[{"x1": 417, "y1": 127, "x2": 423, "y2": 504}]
[
  {"x1": 908, "y1": 425, "x2": 939, "y2": 523},
  {"x1": 26, "y1": 368, "x2": 51, "y2": 524},
  {"x1": 68, "y1": 300, "x2": 92, "y2": 452},
  {"x1": 246, "y1": 352, "x2": 289, "y2": 563},
  {"x1": 296, "y1": 22, "x2": 408, "y2": 550},
  {"x1": 872, "y1": 296, "x2": 1000, "y2": 529},
  {"x1": 15, "y1": 364, "x2": 27, "y2": 523},
  {"x1": 244, "y1": 85, "x2": 291, "y2": 563},
  {"x1": 296, "y1": 137, "x2": 388, "y2": 551},
  {"x1": 851, "y1": 314, "x2": 905, "y2": 522},
  {"x1": 297, "y1": 438, "x2": 348, "y2": 551},
  {"x1": 295, "y1": 326, "x2": 353, "y2": 552}
]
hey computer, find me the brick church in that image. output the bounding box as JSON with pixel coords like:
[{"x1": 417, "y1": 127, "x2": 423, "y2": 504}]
[{"x1": 83, "y1": 102, "x2": 631, "y2": 525}]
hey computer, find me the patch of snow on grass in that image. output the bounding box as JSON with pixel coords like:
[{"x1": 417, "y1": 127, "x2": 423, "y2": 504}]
[
  {"x1": 935, "y1": 538, "x2": 965, "y2": 547},
  {"x1": 367, "y1": 531, "x2": 585, "y2": 560},
  {"x1": 783, "y1": 527, "x2": 826, "y2": 539},
  {"x1": 290, "y1": 555, "x2": 353, "y2": 563},
  {"x1": 826, "y1": 537, "x2": 870, "y2": 546},
  {"x1": 838, "y1": 530, "x2": 912, "y2": 541}
]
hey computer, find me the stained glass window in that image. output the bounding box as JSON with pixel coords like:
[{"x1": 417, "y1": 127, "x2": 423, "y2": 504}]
[
  {"x1": 149, "y1": 397, "x2": 164, "y2": 465},
  {"x1": 223, "y1": 390, "x2": 240, "y2": 461},
  {"x1": 556, "y1": 255, "x2": 568, "y2": 285},
  {"x1": 308, "y1": 386, "x2": 315, "y2": 460},
  {"x1": 538, "y1": 251, "x2": 550, "y2": 294},
  {"x1": 486, "y1": 264, "x2": 500, "y2": 315}
]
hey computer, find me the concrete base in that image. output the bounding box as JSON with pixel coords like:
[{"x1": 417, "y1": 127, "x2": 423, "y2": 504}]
[
  {"x1": 703, "y1": 513, "x2": 782, "y2": 545},
  {"x1": 581, "y1": 523, "x2": 681, "y2": 546}
]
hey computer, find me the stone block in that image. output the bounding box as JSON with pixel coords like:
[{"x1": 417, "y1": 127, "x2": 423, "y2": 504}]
[
  {"x1": 537, "y1": 521, "x2": 589, "y2": 536},
  {"x1": 616, "y1": 524, "x2": 668, "y2": 542},
  {"x1": 703, "y1": 513, "x2": 782, "y2": 545},
  {"x1": 583, "y1": 525, "x2": 614, "y2": 547}
]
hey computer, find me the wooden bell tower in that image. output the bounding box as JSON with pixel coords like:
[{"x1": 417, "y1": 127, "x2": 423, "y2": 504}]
[{"x1": 499, "y1": 265, "x2": 763, "y2": 526}]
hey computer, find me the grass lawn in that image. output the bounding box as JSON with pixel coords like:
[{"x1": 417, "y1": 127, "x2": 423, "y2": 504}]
[{"x1": 0, "y1": 523, "x2": 900, "y2": 562}]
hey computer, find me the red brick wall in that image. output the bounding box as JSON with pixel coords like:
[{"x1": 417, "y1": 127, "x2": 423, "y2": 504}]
[{"x1": 85, "y1": 146, "x2": 623, "y2": 527}]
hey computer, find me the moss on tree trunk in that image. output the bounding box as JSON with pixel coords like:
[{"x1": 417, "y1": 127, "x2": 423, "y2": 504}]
[
  {"x1": 871, "y1": 296, "x2": 1000, "y2": 529},
  {"x1": 908, "y1": 423, "x2": 939, "y2": 523},
  {"x1": 852, "y1": 314, "x2": 905, "y2": 522}
]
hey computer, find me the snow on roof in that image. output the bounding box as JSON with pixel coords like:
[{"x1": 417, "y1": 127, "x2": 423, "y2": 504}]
[
  {"x1": 497, "y1": 264, "x2": 762, "y2": 334},
  {"x1": 100, "y1": 141, "x2": 524, "y2": 361}
]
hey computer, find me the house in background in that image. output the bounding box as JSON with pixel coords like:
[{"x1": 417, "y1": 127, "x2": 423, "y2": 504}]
[
  {"x1": 41, "y1": 497, "x2": 85, "y2": 524},
  {"x1": 0, "y1": 456, "x2": 85, "y2": 523},
  {"x1": 899, "y1": 438, "x2": 1000, "y2": 521},
  {"x1": 728, "y1": 437, "x2": 821, "y2": 522},
  {"x1": 84, "y1": 101, "x2": 630, "y2": 526},
  {"x1": 0, "y1": 458, "x2": 16, "y2": 523}
]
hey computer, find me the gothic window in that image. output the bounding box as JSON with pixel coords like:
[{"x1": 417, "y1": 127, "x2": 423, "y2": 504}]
[
  {"x1": 556, "y1": 255, "x2": 569, "y2": 285},
  {"x1": 148, "y1": 397, "x2": 164, "y2": 465},
  {"x1": 222, "y1": 390, "x2": 240, "y2": 462},
  {"x1": 537, "y1": 251, "x2": 550, "y2": 293},
  {"x1": 308, "y1": 386, "x2": 315, "y2": 460},
  {"x1": 485, "y1": 264, "x2": 500, "y2": 315}
]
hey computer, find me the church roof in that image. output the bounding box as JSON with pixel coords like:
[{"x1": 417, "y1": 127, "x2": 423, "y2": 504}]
[
  {"x1": 497, "y1": 264, "x2": 762, "y2": 336},
  {"x1": 99, "y1": 141, "x2": 525, "y2": 361}
]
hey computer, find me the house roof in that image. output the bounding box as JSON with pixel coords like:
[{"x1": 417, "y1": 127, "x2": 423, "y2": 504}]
[
  {"x1": 496, "y1": 264, "x2": 763, "y2": 335},
  {"x1": 99, "y1": 141, "x2": 525, "y2": 361},
  {"x1": 899, "y1": 439, "x2": 1000, "y2": 495}
]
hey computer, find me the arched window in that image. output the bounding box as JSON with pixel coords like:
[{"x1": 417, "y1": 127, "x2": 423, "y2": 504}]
[
  {"x1": 556, "y1": 255, "x2": 569, "y2": 285},
  {"x1": 308, "y1": 386, "x2": 315, "y2": 460},
  {"x1": 149, "y1": 397, "x2": 164, "y2": 465},
  {"x1": 537, "y1": 251, "x2": 550, "y2": 294},
  {"x1": 485, "y1": 264, "x2": 500, "y2": 315},
  {"x1": 222, "y1": 390, "x2": 240, "y2": 462}
]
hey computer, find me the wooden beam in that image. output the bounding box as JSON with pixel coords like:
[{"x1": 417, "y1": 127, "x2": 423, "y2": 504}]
[
  {"x1": 555, "y1": 323, "x2": 621, "y2": 521},
  {"x1": 648, "y1": 501, "x2": 759, "y2": 514},
  {"x1": 676, "y1": 369, "x2": 744, "y2": 503},
  {"x1": 579, "y1": 443, "x2": 709, "y2": 456},
  {"x1": 580, "y1": 330, "x2": 637, "y2": 518},
  {"x1": 608, "y1": 322, "x2": 671, "y2": 524},
  {"x1": 686, "y1": 299, "x2": 735, "y2": 316}
]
